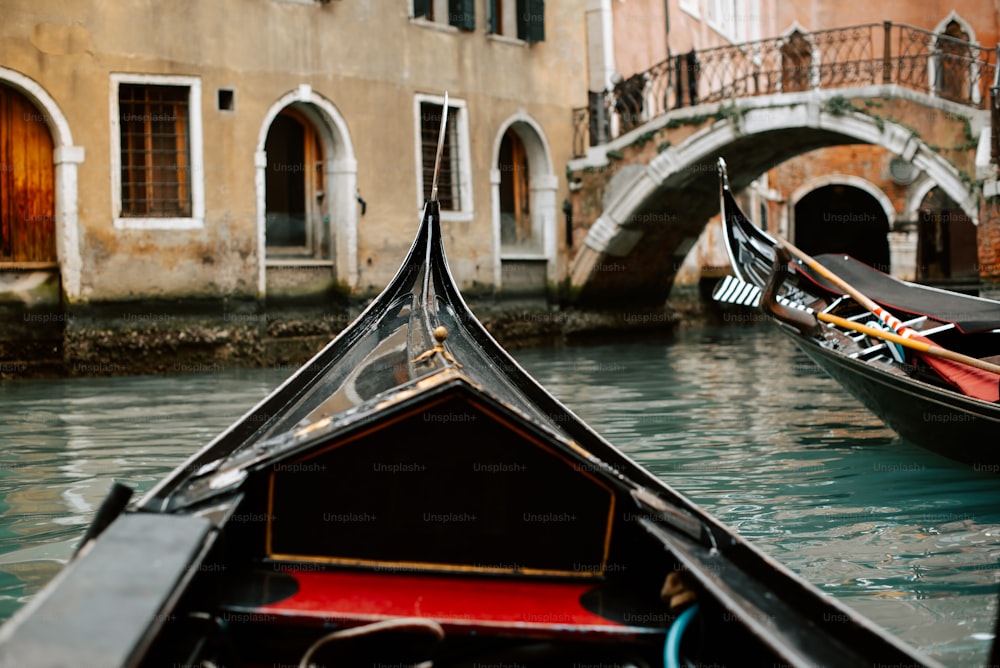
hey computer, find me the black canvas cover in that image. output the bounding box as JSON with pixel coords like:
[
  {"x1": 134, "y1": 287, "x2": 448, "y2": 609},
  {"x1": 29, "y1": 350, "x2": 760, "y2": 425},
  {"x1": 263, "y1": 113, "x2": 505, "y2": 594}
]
[{"x1": 803, "y1": 254, "x2": 1000, "y2": 333}]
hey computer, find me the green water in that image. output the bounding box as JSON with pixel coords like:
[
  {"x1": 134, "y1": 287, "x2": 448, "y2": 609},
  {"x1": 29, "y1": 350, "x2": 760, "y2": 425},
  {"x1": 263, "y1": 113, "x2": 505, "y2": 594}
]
[{"x1": 0, "y1": 325, "x2": 996, "y2": 665}]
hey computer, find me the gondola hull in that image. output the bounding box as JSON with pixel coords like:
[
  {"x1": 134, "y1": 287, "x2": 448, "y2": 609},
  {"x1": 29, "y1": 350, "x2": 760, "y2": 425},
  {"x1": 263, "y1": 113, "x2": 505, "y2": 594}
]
[
  {"x1": 780, "y1": 323, "x2": 1000, "y2": 468},
  {"x1": 715, "y1": 158, "x2": 1000, "y2": 469}
]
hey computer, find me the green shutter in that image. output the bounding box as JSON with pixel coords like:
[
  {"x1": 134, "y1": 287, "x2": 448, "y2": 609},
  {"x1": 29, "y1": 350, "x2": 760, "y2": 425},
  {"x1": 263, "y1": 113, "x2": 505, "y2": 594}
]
[
  {"x1": 487, "y1": 0, "x2": 498, "y2": 34},
  {"x1": 413, "y1": 0, "x2": 430, "y2": 19},
  {"x1": 517, "y1": 0, "x2": 545, "y2": 42},
  {"x1": 449, "y1": 0, "x2": 475, "y2": 30}
]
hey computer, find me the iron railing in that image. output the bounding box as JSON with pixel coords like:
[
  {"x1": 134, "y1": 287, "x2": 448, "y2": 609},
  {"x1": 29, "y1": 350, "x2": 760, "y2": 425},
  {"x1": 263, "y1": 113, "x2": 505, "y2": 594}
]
[{"x1": 573, "y1": 21, "x2": 998, "y2": 158}]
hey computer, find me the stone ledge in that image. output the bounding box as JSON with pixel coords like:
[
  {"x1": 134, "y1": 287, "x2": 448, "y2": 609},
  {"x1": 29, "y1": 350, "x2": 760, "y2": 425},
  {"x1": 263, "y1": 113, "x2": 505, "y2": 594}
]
[{"x1": 0, "y1": 293, "x2": 724, "y2": 378}]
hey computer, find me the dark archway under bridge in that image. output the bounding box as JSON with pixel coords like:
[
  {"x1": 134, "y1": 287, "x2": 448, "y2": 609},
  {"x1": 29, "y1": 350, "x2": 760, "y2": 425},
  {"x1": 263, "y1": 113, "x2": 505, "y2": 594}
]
[
  {"x1": 794, "y1": 185, "x2": 891, "y2": 272},
  {"x1": 565, "y1": 89, "x2": 986, "y2": 309}
]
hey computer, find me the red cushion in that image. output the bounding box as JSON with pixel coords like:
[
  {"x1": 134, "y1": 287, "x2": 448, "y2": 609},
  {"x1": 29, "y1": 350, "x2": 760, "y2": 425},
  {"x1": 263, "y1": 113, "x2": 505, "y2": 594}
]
[{"x1": 251, "y1": 569, "x2": 665, "y2": 639}]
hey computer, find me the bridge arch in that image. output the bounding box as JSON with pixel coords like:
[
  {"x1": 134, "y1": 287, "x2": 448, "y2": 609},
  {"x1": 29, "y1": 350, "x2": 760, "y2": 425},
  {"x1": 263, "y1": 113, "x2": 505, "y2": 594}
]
[{"x1": 570, "y1": 91, "x2": 981, "y2": 306}]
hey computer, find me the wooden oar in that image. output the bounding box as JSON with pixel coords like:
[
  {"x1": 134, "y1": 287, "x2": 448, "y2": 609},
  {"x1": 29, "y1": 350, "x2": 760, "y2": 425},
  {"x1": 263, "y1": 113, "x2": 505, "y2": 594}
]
[
  {"x1": 775, "y1": 237, "x2": 1000, "y2": 376},
  {"x1": 815, "y1": 311, "x2": 1000, "y2": 374}
]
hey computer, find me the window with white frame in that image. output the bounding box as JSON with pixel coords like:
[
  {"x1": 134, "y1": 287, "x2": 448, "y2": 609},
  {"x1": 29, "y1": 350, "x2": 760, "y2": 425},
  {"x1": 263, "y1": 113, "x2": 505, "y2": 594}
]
[
  {"x1": 111, "y1": 74, "x2": 204, "y2": 229},
  {"x1": 415, "y1": 95, "x2": 472, "y2": 218}
]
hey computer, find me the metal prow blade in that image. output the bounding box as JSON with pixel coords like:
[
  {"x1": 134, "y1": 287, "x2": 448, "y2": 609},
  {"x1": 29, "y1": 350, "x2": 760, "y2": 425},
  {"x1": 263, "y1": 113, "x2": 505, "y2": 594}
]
[{"x1": 430, "y1": 92, "x2": 449, "y2": 203}]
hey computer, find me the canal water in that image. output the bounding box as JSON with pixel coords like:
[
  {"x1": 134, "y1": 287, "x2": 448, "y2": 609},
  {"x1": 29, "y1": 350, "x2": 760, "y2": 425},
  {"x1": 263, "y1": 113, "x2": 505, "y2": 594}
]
[{"x1": 0, "y1": 324, "x2": 996, "y2": 665}]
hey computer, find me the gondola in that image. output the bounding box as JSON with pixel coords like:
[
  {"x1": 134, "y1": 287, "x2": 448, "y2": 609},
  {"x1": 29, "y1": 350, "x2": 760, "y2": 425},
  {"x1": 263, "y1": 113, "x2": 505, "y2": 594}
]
[
  {"x1": 714, "y1": 157, "x2": 1000, "y2": 470},
  {"x1": 0, "y1": 118, "x2": 943, "y2": 668}
]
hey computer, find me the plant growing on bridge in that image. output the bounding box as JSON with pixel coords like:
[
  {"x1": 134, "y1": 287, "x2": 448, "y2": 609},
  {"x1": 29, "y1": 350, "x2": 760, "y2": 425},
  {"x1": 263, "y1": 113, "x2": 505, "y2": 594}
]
[
  {"x1": 631, "y1": 131, "x2": 658, "y2": 149},
  {"x1": 824, "y1": 95, "x2": 897, "y2": 132},
  {"x1": 945, "y1": 113, "x2": 978, "y2": 152},
  {"x1": 715, "y1": 103, "x2": 748, "y2": 126},
  {"x1": 664, "y1": 112, "x2": 716, "y2": 131}
]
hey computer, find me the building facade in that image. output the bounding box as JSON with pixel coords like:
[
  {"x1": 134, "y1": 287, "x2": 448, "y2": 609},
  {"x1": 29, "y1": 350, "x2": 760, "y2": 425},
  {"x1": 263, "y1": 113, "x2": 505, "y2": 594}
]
[{"x1": 0, "y1": 0, "x2": 580, "y2": 313}]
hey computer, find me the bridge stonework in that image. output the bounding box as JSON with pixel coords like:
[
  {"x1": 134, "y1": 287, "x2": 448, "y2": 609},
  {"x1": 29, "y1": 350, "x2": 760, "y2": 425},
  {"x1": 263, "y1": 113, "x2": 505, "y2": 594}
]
[
  {"x1": 979, "y1": 194, "x2": 1000, "y2": 297},
  {"x1": 566, "y1": 87, "x2": 990, "y2": 308}
]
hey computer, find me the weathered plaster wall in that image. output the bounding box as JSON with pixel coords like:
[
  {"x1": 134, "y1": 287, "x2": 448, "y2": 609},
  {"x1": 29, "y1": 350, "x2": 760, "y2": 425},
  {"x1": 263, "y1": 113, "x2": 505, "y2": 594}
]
[{"x1": 1, "y1": 0, "x2": 587, "y2": 303}]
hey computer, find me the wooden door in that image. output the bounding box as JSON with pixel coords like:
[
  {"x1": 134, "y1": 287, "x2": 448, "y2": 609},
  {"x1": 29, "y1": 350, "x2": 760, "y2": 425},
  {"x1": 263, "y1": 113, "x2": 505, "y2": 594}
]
[
  {"x1": 265, "y1": 108, "x2": 325, "y2": 257},
  {"x1": 0, "y1": 84, "x2": 56, "y2": 263},
  {"x1": 499, "y1": 130, "x2": 533, "y2": 250}
]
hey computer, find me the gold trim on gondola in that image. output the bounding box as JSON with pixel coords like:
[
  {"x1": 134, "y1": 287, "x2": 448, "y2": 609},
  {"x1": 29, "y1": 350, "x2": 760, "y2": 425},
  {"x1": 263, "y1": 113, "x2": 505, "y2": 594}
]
[{"x1": 411, "y1": 326, "x2": 462, "y2": 368}]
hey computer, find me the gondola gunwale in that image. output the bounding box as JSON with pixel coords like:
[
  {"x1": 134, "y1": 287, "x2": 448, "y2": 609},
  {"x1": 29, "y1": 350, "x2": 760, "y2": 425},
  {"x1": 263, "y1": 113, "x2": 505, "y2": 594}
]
[{"x1": 641, "y1": 516, "x2": 947, "y2": 667}]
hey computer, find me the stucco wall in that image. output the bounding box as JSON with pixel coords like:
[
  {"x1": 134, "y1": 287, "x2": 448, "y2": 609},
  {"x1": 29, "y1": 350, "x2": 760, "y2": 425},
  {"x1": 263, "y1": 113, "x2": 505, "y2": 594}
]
[{"x1": 0, "y1": 0, "x2": 587, "y2": 303}]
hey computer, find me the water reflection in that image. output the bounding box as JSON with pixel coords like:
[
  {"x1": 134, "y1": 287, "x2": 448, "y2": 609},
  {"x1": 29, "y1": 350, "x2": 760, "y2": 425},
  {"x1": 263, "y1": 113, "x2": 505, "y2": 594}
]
[
  {"x1": 0, "y1": 370, "x2": 288, "y2": 616},
  {"x1": 513, "y1": 327, "x2": 1000, "y2": 665},
  {"x1": 0, "y1": 326, "x2": 996, "y2": 664}
]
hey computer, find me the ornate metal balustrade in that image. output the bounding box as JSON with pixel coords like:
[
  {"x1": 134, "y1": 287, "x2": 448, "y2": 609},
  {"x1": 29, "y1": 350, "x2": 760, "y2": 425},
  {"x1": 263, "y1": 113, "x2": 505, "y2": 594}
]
[{"x1": 573, "y1": 21, "x2": 999, "y2": 161}]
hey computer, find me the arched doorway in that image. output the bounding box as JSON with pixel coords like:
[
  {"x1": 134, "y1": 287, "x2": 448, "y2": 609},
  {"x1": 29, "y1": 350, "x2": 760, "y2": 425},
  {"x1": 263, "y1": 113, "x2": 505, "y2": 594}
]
[
  {"x1": 794, "y1": 184, "x2": 890, "y2": 271},
  {"x1": 499, "y1": 129, "x2": 536, "y2": 253},
  {"x1": 264, "y1": 108, "x2": 327, "y2": 258},
  {"x1": 492, "y1": 117, "x2": 557, "y2": 299},
  {"x1": 0, "y1": 83, "x2": 55, "y2": 264},
  {"x1": 917, "y1": 187, "x2": 977, "y2": 286}
]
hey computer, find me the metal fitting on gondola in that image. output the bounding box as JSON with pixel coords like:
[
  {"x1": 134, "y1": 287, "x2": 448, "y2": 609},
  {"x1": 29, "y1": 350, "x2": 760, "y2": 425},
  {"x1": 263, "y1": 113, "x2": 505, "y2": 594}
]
[{"x1": 760, "y1": 245, "x2": 822, "y2": 337}]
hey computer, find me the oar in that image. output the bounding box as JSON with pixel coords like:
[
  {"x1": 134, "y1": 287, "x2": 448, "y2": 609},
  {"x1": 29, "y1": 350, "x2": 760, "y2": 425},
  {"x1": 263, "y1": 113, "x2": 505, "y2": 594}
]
[
  {"x1": 775, "y1": 237, "x2": 1000, "y2": 376},
  {"x1": 815, "y1": 311, "x2": 1000, "y2": 373}
]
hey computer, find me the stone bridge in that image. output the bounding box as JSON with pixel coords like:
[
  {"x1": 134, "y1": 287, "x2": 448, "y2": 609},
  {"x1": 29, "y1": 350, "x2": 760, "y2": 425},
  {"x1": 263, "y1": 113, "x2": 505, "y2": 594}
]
[{"x1": 565, "y1": 22, "x2": 1000, "y2": 308}]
